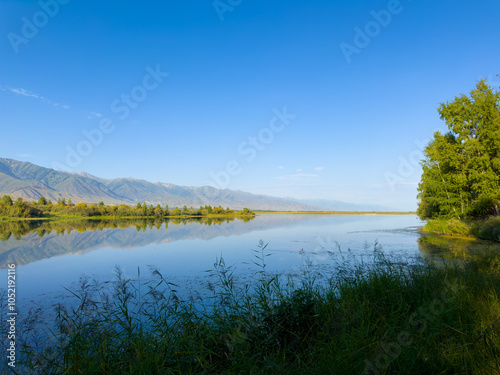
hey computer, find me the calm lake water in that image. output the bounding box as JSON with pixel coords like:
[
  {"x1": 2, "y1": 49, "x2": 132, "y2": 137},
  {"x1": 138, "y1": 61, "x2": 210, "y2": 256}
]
[
  {"x1": 0, "y1": 214, "x2": 427, "y2": 308},
  {"x1": 3, "y1": 213, "x2": 500, "y2": 374}
]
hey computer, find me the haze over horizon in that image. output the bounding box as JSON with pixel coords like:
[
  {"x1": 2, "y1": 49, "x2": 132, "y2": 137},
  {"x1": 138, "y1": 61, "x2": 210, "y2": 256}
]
[{"x1": 1, "y1": 0, "x2": 499, "y2": 211}]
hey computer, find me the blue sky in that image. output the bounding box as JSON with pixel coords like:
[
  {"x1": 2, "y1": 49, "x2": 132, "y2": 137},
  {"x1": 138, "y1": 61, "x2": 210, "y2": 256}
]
[{"x1": 1, "y1": 0, "x2": 499, "y2": 211}]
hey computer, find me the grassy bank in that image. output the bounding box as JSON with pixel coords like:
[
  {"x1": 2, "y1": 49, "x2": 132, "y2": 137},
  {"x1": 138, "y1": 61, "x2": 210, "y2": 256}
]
[
  {"x1": 7, "y1": 244, "x2": 500, "y2": 374},
  {"x1": 422, "y1": 217, "x2": 500, "y2": 242}
]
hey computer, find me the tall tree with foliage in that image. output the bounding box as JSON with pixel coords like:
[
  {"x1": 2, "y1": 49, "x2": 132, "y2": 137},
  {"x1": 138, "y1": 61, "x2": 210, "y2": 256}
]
[{"x1": 418, "y1": 80, "x2": 500, "y2": 219}]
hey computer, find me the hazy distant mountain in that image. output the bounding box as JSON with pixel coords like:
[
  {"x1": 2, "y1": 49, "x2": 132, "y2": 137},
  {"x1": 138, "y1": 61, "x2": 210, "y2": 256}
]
[
  {"x1": 292, "y1": 199, "x2": 396, "y2": 212},
  {"x1": 0, "y1": 158, "x2": 395, "y2": 211}
]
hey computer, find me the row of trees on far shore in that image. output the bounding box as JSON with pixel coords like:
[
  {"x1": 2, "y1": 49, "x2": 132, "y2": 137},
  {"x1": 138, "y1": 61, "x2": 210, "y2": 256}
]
[{"x1": 0, "y1": 195, "x2": 254, "y2": 219}]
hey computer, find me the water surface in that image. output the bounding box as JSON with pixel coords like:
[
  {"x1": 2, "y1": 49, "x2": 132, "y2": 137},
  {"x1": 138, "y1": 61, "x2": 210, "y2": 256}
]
[{"x1": 0, "y1": 214, "x2": 426, "y2": 306}]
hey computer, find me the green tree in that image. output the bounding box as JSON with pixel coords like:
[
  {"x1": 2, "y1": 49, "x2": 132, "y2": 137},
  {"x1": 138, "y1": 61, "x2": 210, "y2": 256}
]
[
  {"x1": 38, "y1": 196, "x2": 47, "y2": 206},
  {"x1": 418, "y1": 80, "x2": 500, "y2": 219},
  {"x1": 212, "y1": 206, "x2": 223, "y2": 214},
  {"x1": 2, "y1": 195, "x2": 13, "y2": 206},
  {"x1": 154, "y1": 204, "x2": 164, "y2": 218}
]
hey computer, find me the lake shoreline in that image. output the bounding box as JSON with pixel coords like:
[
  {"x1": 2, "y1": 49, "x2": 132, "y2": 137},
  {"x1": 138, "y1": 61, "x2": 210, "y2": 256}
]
[{"x1": 0, "y1": 211, "x2": 415, "y2": 222}]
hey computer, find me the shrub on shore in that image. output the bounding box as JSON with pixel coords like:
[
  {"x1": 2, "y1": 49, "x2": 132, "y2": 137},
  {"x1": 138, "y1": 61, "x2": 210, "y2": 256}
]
[{"x1": 470, "y1": 217, "x2": 500, "y2": 242}]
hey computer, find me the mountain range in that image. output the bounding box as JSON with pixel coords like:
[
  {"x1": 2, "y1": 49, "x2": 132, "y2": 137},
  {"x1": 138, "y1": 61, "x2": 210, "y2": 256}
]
[{"x1": 0, "y1": 158, "x2": 394, "y2": 211}]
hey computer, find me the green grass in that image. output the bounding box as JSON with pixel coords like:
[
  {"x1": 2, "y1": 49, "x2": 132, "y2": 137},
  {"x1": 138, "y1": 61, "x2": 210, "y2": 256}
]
[
  {"x1": 5, "y1": 242, "x2": 500, "y2": 374},
  {"x1": 421, "y1": 218, "x2": 472, "y2": 237},
  {"x1": 422, "y1": 217, "x2": 500, "y2": 242}
]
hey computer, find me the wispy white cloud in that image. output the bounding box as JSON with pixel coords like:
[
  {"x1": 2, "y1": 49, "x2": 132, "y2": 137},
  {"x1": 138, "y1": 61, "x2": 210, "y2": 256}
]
[
  {"x1": 5, "y1": 87, "x2": 44, "y2": 99},
  {"x1": 275, "y1": 173, "x2": 318, "y2": 180},
  {"x1": 314, "y1": 167, "x2": 324, "y2": 171},
  {"x1": 277, "y1": 166, "x2": 285, "y2": 169},
  {"x1": 0, "y1": 84, "x2": 69, "y2": 109},
  {"x1": 86, "y1": 111, "x2": 104, "y2": 119},
  {"x1": 296, "y1": 168, "x2": 302, "y2": 172}
]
